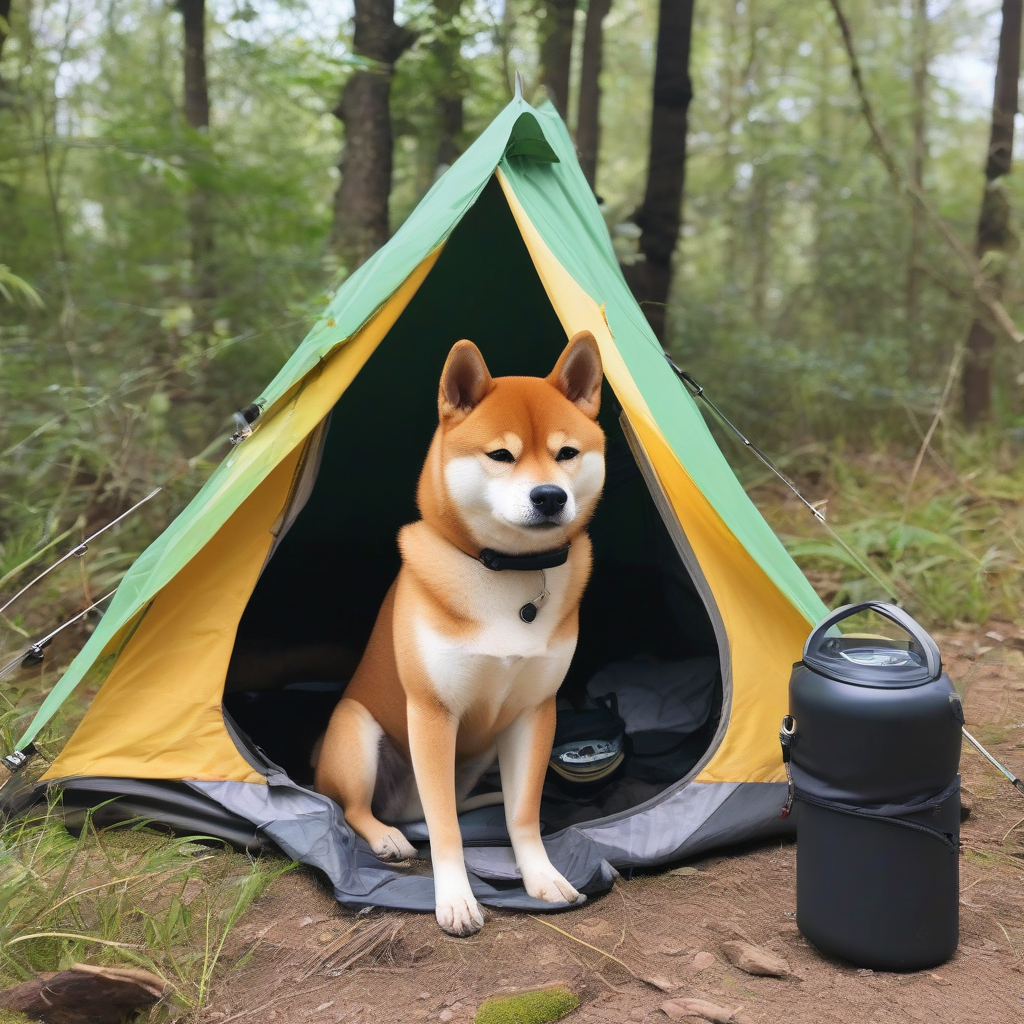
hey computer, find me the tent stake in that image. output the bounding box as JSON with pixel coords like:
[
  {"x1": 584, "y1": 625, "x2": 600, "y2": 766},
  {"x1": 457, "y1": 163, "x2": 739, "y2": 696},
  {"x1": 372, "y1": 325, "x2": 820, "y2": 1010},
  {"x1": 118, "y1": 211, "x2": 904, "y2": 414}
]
[{"x1": 962, "y1": 727, "x2": 1024, "y2": 800}]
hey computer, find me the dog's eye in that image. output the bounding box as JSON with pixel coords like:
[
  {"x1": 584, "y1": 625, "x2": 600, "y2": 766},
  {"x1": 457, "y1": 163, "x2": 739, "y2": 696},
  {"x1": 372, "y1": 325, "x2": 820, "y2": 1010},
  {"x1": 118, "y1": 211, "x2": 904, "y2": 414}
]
[
  {"x1": 486, "y1": 449, "x2": 515, "y2": 463},
  {"x1": 555, "y1": 446, "x2": 579, "y2": 461}
]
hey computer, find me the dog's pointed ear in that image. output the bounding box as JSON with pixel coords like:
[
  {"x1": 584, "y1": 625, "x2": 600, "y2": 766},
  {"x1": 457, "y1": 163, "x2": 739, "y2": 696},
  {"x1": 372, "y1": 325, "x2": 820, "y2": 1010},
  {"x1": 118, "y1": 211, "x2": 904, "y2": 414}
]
[
  {"x1": 439, "y1": 340, "x2": 494, "y2": 423},
  {"x1": 548, "y1": 331, "x2": 603, "y2": 419}
]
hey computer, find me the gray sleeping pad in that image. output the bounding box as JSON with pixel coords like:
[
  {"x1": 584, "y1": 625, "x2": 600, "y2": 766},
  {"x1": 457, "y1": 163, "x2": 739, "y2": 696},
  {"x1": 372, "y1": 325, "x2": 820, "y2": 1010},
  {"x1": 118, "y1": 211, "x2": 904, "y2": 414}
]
[{"x1": 192, "y1": 769, "x2": 617, "y2": 911}]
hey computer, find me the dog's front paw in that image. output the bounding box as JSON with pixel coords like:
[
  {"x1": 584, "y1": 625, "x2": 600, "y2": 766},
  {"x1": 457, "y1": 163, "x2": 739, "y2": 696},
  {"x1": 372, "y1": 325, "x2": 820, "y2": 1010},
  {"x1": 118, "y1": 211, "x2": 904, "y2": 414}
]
[
  {"x1": 370, "y1": 826, "x2": 417, "y2": 862},
  {"x1": 522, "y1": 863, "x2": 582, "y2": 905},
  {"x1": 435, "y1": 888, "x2": 484, "y2": 937}
]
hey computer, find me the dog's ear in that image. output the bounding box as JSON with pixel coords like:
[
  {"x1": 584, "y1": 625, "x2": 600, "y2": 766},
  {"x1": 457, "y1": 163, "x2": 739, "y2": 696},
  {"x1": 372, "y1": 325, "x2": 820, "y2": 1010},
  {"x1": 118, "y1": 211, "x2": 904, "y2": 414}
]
[
  {"x1": 439, "y1": 340, "x2": 494, "y2": 423},
  {"x1": 548, "y1": 331, "x2": 603, "y2": 419}
]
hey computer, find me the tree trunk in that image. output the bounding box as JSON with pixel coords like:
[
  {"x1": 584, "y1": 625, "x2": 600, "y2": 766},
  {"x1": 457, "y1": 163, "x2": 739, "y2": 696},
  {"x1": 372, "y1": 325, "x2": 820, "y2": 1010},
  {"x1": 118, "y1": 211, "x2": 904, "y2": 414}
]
[
  {"x1": 962, "y1": 0, "x2": 1022, "y2": 426},
  {"x1": 622, "y1": 0, "x2": 695, "y2": 344},
  {"x1": 432, "y1": 0, "x2": 465, "y2": 172},
  {"x1": 537, "y1": 0, "x2": 577, "y2": 118},
  {"x1": 905, "y1": 0, "x2": 928, "y2": 330},
  {"x1": 331, "y1": 0, "x2": 415, "y2": 270},
  {"x1": 0, "y1": 0, "x2": 12, "y2": 66},
  {"x1": 179, "y1": 0, "x2": 214, "y2": 301},
  {"x1": 576, "y1": 0, "x2": 611, "y2": 190}
]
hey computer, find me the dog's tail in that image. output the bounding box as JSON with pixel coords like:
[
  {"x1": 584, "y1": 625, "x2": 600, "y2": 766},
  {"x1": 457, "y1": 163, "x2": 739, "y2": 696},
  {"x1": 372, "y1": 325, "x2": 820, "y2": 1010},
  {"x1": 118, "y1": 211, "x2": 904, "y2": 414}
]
[{"x1": 456, "y1": 791, "x2": 505, "y2": 812}]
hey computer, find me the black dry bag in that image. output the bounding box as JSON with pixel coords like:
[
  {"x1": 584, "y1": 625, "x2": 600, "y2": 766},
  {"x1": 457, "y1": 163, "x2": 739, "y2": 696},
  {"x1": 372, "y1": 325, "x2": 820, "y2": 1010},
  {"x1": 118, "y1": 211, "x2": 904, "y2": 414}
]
[{"x1": 785, "y1": 601, "x2": 962, "y2": 971}]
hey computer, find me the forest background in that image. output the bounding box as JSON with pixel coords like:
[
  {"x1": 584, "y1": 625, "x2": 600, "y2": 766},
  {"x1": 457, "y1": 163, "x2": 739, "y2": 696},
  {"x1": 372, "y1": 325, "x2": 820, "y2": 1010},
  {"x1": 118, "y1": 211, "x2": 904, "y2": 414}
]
[{"x1": 2, "y1": 0, "x2": 1024, "y2": 739}]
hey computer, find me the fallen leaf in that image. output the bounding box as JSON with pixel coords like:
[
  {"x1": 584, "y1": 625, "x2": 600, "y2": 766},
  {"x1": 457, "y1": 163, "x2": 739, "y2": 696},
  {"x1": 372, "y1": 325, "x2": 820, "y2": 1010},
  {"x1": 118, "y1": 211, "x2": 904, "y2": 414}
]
[
  {"x1": 985, "y1": 631, "x2": 1006, "y2": 643},
  {"x1": 661, "y1": 997, "x2": 749, "y2": 1023},
  {"x1": 720, "y1": 940, "x2": 789, "y2": 978},
  {"x1": 646, "y1": 975, "x2": 679, "y2": 993},
  {"x1": 692, "y1": 951, "x2": 716, "y2": 971}
]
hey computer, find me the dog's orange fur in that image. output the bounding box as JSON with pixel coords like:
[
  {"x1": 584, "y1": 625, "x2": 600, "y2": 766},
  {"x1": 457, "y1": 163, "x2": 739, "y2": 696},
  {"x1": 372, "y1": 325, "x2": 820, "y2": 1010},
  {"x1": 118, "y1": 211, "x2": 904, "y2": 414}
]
[{"x1": 315, "y1": 332, "x2": 605, "y2": 935}]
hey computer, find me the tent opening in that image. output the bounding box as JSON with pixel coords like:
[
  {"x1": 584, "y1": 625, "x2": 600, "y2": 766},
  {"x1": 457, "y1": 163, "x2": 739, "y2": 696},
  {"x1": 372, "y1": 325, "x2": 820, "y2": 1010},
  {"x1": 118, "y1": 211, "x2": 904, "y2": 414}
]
[{"x1": 224, "y1": 177, "x2": 723, "y2": 832}]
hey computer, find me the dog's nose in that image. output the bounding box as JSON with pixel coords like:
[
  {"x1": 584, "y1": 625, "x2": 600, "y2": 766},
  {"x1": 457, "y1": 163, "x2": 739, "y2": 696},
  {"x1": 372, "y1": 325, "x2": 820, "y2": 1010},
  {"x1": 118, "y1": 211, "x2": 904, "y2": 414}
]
[{"x1": 530, "y1": 485, "x2": 568, "y2": 517}]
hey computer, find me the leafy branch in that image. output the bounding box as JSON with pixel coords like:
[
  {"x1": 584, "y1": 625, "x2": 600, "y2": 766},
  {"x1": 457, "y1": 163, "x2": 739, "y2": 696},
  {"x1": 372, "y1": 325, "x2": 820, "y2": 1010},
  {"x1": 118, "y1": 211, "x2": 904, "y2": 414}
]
[{"x1": 827, "y1": 0, "x2": 1024, "y2": 344}]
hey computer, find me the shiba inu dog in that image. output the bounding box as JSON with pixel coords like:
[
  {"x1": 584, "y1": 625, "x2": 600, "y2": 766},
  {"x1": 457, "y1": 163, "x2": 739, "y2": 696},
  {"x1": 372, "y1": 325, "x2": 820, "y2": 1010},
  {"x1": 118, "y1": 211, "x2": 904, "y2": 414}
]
[{"x1": 314, "y1": 331, "x2": 605, "y2": 936}]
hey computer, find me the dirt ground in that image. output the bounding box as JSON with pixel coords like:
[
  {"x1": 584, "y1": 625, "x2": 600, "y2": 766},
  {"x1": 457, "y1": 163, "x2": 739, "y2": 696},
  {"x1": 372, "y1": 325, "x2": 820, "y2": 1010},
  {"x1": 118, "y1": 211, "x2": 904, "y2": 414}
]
[{"x1": 201, "y1": 625, "x2": 1024, "y2": 1024}]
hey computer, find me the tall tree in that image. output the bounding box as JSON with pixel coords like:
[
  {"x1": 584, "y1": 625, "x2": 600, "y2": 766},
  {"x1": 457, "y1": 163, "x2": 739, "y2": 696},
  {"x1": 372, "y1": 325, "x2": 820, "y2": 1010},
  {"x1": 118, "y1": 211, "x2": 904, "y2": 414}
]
[
  {"x1": 905, "y1": 0, "x2": 928, "y2": 329},
  {"x1": 331, "y1": 0, "x2": 415, "y2": 270},
  {"x1": 537, "y1": 0, "x2": 576, "y2": 117},
  {"x1": 178, "y1": 0, "x2": 214, "y2": 300},
  {"x1": 623, "y1": 0, "x2": 695, "y2": 344},
  {"x1": 0, "y1": 0, "x2": 12, "y2": 66},
  {"x1": 576, "y1": 0, "x2": 610, "y2": 190},
  {"x1": 432, "y1": 0, "x2": 466, "y2": 172},
  {"x1": 962, "y1": 0, "x2": 1022, "y2": 425}
]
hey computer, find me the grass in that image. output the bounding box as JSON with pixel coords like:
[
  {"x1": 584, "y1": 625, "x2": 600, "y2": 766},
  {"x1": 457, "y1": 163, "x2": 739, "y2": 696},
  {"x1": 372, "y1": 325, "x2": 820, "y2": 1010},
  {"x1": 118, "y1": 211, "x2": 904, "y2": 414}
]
[
  {"x1": 741, "y1": 437, "x2": 1024, "y2": 628},
  {"x1": 0, "y1": 798, "x2": 294, "y2": 1017}
]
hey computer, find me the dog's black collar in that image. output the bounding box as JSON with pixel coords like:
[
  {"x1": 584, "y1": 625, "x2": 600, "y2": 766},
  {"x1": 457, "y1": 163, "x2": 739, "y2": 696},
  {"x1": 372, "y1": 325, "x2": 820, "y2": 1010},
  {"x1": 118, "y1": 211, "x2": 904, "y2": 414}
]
[{"x1": 477, "y1": 543, "x2": 571, "y2": 572}]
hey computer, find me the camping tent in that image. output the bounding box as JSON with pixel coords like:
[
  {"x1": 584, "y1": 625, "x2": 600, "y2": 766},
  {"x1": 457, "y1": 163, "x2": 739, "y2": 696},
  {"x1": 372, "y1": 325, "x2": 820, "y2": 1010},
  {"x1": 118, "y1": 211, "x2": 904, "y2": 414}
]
[{"x1": 8, "y1": 93, "x2": 828, "y2": 910}]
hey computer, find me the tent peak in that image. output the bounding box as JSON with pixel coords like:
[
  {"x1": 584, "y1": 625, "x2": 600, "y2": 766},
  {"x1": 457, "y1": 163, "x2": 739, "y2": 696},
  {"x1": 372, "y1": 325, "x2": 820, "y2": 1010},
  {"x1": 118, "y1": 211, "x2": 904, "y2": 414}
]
[{"x1": 505, "y1": 112, "x2": 559, "y2": 164}]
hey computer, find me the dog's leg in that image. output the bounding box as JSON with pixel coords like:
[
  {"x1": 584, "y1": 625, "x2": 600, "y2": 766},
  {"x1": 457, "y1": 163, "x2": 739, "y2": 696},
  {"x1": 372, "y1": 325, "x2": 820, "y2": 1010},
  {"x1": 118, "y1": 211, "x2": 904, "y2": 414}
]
[
  {"x1": 406, "y1": 699, "x2": 484, "y2": 937},
  {"x1": 496, "y1": 697, "x2": 582, "y2": 905},
  {"x1": 314, "y1": 698, "x2": 416, "y2": 862}
]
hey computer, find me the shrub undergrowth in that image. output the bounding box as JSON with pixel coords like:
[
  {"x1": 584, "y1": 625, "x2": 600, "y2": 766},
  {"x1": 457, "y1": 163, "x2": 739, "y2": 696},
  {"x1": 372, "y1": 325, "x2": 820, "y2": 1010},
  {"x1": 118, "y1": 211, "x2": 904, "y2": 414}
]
[{"x1": 740, "y1": 436, "x2": 1024, "y2": 627}]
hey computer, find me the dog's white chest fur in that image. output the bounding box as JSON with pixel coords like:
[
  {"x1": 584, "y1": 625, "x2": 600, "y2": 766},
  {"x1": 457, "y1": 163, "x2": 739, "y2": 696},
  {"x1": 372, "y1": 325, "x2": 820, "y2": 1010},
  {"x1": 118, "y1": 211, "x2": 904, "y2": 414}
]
[{"x1": 412, "y1": 559, "x2": 576, "y2": 721}]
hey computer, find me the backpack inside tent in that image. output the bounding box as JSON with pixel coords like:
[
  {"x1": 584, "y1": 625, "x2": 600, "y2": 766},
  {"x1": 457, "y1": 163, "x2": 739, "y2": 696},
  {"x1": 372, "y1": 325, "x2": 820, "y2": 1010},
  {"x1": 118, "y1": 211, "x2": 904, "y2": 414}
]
[{"x1": 3, "y1": 95, "x2": 828, "y2": 911}]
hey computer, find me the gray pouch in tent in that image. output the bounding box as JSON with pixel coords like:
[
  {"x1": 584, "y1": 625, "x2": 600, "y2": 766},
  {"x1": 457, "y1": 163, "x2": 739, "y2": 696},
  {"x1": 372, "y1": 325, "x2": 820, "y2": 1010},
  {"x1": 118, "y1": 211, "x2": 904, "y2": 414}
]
[{"x1": 586, "y1": 656, "x2": 719, "y2": 735}]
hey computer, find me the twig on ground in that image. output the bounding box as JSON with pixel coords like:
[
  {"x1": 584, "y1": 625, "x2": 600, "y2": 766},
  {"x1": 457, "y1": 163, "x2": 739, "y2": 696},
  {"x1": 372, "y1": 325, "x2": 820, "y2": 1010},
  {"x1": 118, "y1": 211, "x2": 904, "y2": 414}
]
[
  {"x1": 996, "y1": 920, "x2": 1018, "y2": 958},
  {"x1": 297, "y1": 918, "x2": 402, "y2": 979},
  {"x1": 963, "y1": 845, "x2": 1024, "y2": 867},
  {"x1": 592, "y1": 971, "x2": 627, "y2": 994},
  {"x1": 216, "y1": 982, "x2": 333, "y2": 1024},
  {"x1": 527, "y1": 915, "x2": 639, "y2": 979},
  {"x1": 1001, "y1": 814, "x2": 1024, "y2": 843},
  {"x1": 528, "y1": 914, "x2": 667, "y2": 991}
]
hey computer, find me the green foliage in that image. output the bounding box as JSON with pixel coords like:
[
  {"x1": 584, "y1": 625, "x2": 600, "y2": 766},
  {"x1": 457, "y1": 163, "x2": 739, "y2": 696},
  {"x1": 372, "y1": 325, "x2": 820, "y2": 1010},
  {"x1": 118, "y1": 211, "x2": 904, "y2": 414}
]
[
  {"x1": 474, "y1": 986, "x2": 580, "y2": 1024},
  {"x1": 616, "y1": 0, "x2": 1024, "y2": 444},
  {"x1": 743, "y1": 438, "x2": 1024, "y2": 627},
  {"x1": 0, "y1": 800, "x2": 294, "y2": 1014},
  {"x1": 0, "y1": 268, "x2": 43, "y2": 309}
]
